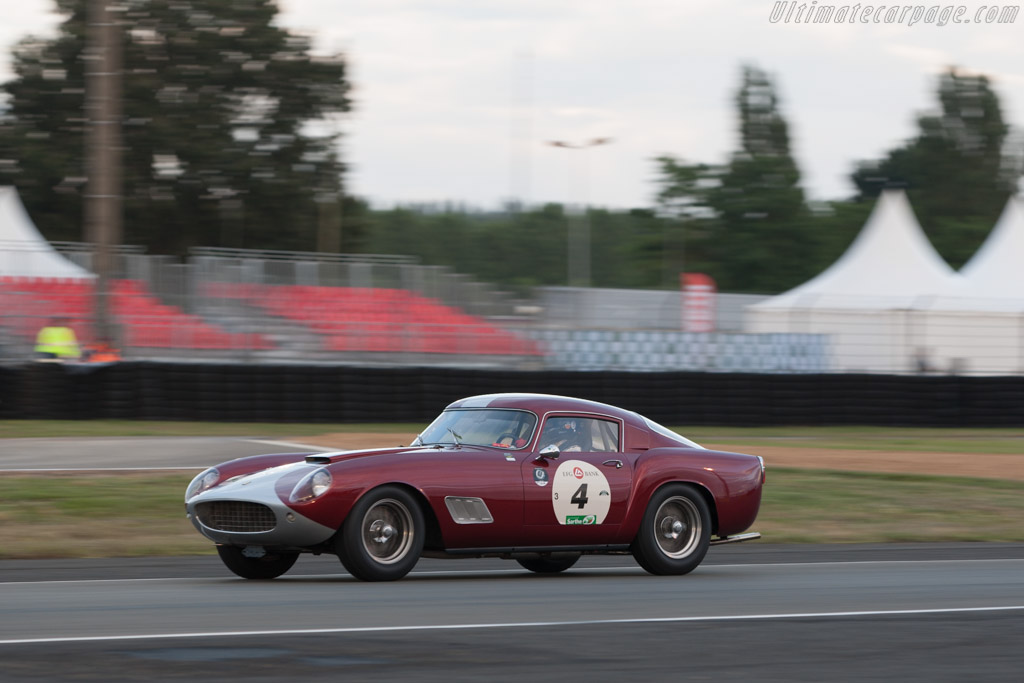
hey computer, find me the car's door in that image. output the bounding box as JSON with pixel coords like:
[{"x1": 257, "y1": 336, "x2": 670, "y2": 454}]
[
  {"x1": 418, "y1": 448, "x2": 527, "y2": 550},
  {"x1": 520, "y1": 414, "x2": 633, "y2": 546}
]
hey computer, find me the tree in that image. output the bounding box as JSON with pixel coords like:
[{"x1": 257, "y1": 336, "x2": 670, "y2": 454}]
[
  {"x1": 656, "y1": 65, "x2": 818, "y2": 293},
  {"x1": 0, "y1": 0, "x2": 351, "y2": 254},
  {"x1": 851, "y1": 67, "x2": 1016, "y2": 268}
]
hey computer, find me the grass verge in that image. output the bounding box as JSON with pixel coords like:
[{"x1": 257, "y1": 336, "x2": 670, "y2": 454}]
[
  {"x1": 0, "y1": 420, "x2": 422, "y2": 439},
  {"x1": 676, "y1": 426, "x2": 1024, "y2": 454},
  {"x1": 760, "y1": 468, "x2": 1024, "y2": 542},
  {"x1": 3, "y1": 421, "x2": 1022, "y2": 454},
  {"x1": 0, "y1": 472, "x2": 209, "y2": 559},
  {"x1": 1, "y1": 468, "x2": 1023, "y2": 559}
]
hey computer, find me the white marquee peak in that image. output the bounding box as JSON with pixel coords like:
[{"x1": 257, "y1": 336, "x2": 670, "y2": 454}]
[
  {"x1": 753, "y1": 189, "x2": 958, "y2": 309},
  {"x1": 0, "y1": 186, "x2": 94, "y2": 279},
  {"x1": 957, "y1": 195, "x2": 1024, "y2": 295}
]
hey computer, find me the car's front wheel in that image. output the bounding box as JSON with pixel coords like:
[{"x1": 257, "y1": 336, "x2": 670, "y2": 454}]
[
  {"x1": 631, "y1": 484, "x2": 711, "y2": 575},
  {"x1": 516, "y1": 553, "x2": 581, "y2": 574},
  {"x1": 216, "y1": 545, "x2": 299, "y2": 580},
  {"x1": 336, "y1": 485, "x2": 425, "y2": 581}
]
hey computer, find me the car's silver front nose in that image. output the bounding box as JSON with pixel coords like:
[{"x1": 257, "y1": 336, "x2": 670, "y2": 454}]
[{"x1": 186, "y1": 470, "x2": 335, "y2": 547}]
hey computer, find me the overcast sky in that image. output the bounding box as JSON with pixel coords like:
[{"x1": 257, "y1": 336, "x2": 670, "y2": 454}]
[{"x1": 2, "y1": 0, "x2": 1023, "y2": 210}]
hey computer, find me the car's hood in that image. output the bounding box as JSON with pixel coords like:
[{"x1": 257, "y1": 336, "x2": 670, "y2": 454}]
[
  {"x1": 192, "y1": 460, "x2": 310, "y2": 502},
  {"x1": 193, "y1": 448, "x2": 436, "y2": 501},
  {"x1": 303, "y1": 444, "x2": 477, "y2": 466}
]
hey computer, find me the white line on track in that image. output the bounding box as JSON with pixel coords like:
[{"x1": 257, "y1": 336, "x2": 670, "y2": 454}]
[
  {"x1": 0, "y1": 567, "x2": 628, "y2": 586},
  {"x1": 246, "y1": 439, "x2": 334, "y2": 451},
  {"x1": 3, "y1": 605, "x2": 1023, "y2": 646},
  {"x1": 2, "y1": 558, "x2": 1021, "y2": 586},
  {"x1": 708, "y1": 558, "x2": 1024, "y2": 568}
]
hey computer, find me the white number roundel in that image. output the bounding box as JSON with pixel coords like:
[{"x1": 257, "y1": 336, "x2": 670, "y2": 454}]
[{"x1": 551, "y1": 459, "x2": 611, "y2": 525}]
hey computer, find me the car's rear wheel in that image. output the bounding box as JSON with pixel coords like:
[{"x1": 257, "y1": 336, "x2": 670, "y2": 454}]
[
  {"x1": 336, "y1": 486, "x2": 425, "y2": 581},
  {"x1": 631, "y1": 484, "x2": 710, "y2": 575},
  {"x1": 516, "y1": 553, "x2": 581, "y2": 574},
  {"x1": 216, "y1": 545, "x2": 299, "y2": 580}
]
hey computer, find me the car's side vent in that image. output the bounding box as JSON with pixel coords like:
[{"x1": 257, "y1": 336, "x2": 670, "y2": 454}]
[
  {"x1": 305, "y1": 455, "x2": 331, "y2": 464},
  {"x1": 444, "y1": 496, "x2": 494, "y2": 524}
]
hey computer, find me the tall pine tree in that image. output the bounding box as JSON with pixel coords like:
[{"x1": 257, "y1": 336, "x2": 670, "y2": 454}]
[
  {"x1": 852, "y1": 67, "x2": 1015, "y2": 268},
  {"x1": 657, "y1": 65, "x2": 816, "y2": 293},
  {"x1": 708, "y1": 65, "x2": 815, "y2": 292},
  {"x1": 0, "y1": 0, "x2": 351, "y2": 254}
]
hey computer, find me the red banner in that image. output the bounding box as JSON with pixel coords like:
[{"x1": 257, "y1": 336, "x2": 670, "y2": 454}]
[{"x1": 681, "y1": 273, "x2": 716, "y2": 332}]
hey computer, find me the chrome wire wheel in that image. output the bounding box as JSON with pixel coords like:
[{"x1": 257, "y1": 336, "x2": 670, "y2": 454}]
[
  {"x1": 338, "y1": 485, "x2": 425, "y2": 581},
  {"x1": 631, "y1": 484, "x2": 711, "y2": 576},
  {"x1": 653, "y1": 496, "x2": 701, "y2": 559},
  {"x1": 360, "y1": 498, "x2": 415, "y2": 565}
]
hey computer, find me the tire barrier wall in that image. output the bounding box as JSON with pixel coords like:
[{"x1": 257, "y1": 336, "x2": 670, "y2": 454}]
[{"x1": 1, "y1": 362, "x2": 1022, "y2": 427}]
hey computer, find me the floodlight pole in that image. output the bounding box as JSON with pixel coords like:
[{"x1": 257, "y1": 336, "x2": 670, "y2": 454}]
[
  {"x1": 85, "y1": 0, "x2": 123, "y2": 344},
  {"x1": 546, "y1": 137, "x2": 612, "y2": 288}
]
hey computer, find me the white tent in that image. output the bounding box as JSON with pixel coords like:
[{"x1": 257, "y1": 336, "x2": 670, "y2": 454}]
[
  {"x1": 957, "y1": 195, "x2": 1024, "y2": 301},
  {"x1": 752, "y1": 189, "x2": 959, "y2": 310},
  {"x1": 914, "y1": 196, "x2": 1024, "y2": 373},
  {"x1": 746, "y1": 190, "x2": 969, "y2": 373},
  {"x1": 0, "y1": 186, "x2": 94, "y2": 279}
]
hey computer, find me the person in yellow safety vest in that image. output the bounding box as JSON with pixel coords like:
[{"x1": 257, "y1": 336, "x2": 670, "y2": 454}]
[{"x1": 34, "y1": 318, "x2": 81, "y2": 360}]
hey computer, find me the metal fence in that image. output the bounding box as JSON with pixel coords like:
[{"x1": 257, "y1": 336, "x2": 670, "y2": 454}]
[
  {"x1": 746, "y1": 297, "x2": 1024, "y2": 376},
  {"x1": 2, "y1": 244, "x2": 1024, "y2": 375}
]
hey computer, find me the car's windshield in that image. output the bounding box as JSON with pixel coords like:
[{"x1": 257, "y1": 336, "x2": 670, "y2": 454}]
[
  {"x1": 413, "y1": 409, "x2": 537, "y2": 449},
  {"x1": 642, "y1": 416, "x2": 705, "y2": 449}
]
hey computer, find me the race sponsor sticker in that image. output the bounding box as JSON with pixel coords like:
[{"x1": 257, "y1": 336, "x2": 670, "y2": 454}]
[
  {"x1": 551, "y1": 459, "x2": 611, "y2": 525},
  {"x1": 533, "y1": 467, "x2": 549, "y2": 487},
  {"x1": 565, "y1": 515, "x2": 597, "y2": 525}
]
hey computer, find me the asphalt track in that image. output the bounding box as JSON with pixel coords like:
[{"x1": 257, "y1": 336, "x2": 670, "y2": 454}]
[
  {"x1": 1, "y1": 437, "x2": 1023, "y2": 681},
  {"x1": 2, "y1": 547, "x2": 1023, "y2": 681}
]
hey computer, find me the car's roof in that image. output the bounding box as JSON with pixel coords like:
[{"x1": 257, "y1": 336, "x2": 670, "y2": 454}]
[{"x1": 446, "y1": 393, "x2": 641, "y2": 422}]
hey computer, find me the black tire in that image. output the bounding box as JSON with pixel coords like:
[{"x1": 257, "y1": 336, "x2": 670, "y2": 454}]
[
  {"x1": 216, "y1": 545, "x2": 299, "y2": 580},
  {"x1": 336, "y1": 485, "x2": 425, "y2": 581},
  {"x1": 631, "y1": 484, "x2": 711, "y2": 576},
  {"x1": 516, "y1": 554, "x2": 581, "y2": 574}
]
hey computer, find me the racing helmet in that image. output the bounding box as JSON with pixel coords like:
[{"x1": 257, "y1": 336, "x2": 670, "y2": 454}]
[{"x1": 551, "y1": 419, "x2": 578, "y2": 440}]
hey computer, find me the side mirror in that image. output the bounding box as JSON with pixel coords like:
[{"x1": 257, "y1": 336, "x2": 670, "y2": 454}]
[{"x1": 539, "y1": 444, "x2": 560, "y2": 459}]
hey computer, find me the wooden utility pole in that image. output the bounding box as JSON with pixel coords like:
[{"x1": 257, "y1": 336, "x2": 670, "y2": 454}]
[
  {"x1": 316, "y1": 193, "x2": 343, "y2": 253},
  {"x1": 84, "y1": 0, "x2": 123, "y2": 343}
]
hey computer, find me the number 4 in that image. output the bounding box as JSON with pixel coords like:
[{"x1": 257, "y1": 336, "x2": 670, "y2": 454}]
[{"x1": 571, "y1": 483, "x2": 589, "y2": 509}]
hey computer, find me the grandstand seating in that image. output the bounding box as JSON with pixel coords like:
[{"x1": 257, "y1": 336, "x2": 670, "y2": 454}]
[
  {"x1": 0, "y1": 276, "x2": 273, "y2": 351},
  {"x1": 206, "y1": 283, "x2": 541, "y2": 356}
]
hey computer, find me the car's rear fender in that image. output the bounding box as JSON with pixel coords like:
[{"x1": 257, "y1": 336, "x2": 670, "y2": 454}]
[
  {"x1": 619, "y1": 477, "x2": 719, "y2": 543},
  {"x1": 618, "y1": 448, "x2": 762, "y2": 542}
]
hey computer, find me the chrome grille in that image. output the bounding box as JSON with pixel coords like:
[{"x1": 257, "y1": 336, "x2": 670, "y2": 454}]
[{"x1": 196, "y1": 501, "x2": 276, "y2": 532}]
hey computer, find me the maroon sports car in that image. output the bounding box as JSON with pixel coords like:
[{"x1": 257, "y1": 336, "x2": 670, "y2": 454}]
[{"x1": 185, "y1": 393, "x2": 764, "y2": 581}]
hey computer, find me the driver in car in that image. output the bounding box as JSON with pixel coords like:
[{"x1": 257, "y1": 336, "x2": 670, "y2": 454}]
[{"x1": 542, "y1": 419, "x2": 586, "y2": 452}]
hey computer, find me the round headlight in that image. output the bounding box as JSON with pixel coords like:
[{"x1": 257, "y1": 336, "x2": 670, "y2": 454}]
[
  {"x1": 311, "y1": 469, "x2": 331, "y2": 497},
  {"x1": 185, "y1": 467, "x2": 220, "y2": 501},
  {"x1": 290, "y1": 468, "x2": 332, "y2": 503}
]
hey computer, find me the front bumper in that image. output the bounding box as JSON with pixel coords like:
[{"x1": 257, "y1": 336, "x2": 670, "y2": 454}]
[{"x1": 186, "y1": 470, "x2": 335, "y2": 548}]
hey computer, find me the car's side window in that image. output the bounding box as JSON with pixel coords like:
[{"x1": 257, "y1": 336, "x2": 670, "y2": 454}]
[
  {"x1": 593, "y1": 419, "x2": 620, "y2": 452},
  {"x1": 540, "y1": 416, "x2": 620, "y2": 453}
]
